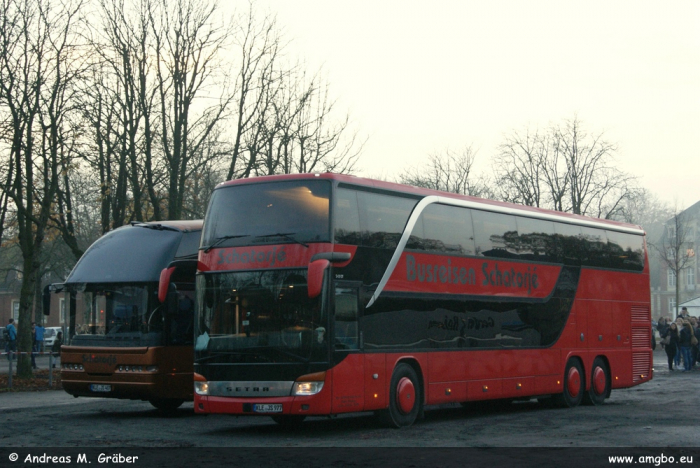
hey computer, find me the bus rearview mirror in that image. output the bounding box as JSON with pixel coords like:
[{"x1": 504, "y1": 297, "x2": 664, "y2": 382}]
[
  {"x1": 308, "y1": 259, "x2": 330, "y2": 298},
  {"x1": 158, "y1": 267, "x2": 176, "y2": 303}
]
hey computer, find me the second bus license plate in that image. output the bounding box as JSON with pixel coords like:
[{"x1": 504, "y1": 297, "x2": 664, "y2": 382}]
[
  {"x1": 253, "y1": 404, "x2": 282, "y2": 413},
  {"x1": 90, "y1": 384, "x2": 112, "y2": 392}
]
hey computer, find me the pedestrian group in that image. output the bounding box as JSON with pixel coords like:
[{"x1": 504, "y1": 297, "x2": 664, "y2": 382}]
[{"x1": 657, "y1": 307, "x2": 700, "y2": 372}]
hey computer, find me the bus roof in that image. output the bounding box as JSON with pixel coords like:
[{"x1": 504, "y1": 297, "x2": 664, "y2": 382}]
[
  {"x1": 63, "y1": 220, "x2": 203, "y2": 285},
  {"x1": 216, "y1": 173, "x2": 644, "y2": 235}
]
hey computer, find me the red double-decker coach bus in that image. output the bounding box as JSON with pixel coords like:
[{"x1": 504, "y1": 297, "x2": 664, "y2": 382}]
[{"x1": 193, "y1": 173, "x2": 651, "y2": 427}]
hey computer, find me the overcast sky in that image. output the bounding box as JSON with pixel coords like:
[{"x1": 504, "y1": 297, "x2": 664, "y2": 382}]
[{"x1": 256, "y1": 1, "x2": 700, "y2": 208}]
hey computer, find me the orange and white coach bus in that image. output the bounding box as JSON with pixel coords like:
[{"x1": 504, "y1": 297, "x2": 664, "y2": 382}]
[
  {"x1": 192, "y1": 173, "x2": 651, "y2": 427},
  {"x1": 53, "y1": 220, "x2": 202, "y2": 411}
]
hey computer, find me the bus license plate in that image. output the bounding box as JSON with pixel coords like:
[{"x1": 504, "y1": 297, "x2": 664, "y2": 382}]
[
  {"x1": 253, "y1": 404, "x2": 282, "y2": 413},
  {"x1": 90, "y1": 384, "x2": 112, "y2": 392}
]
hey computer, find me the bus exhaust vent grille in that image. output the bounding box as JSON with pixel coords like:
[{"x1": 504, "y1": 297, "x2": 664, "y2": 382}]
[
  {"x1": 631, "y1": 305, "x2": 650, "y2": 322},
  {"x1": 632, "y1": 327, "x2": 650, "y2": 349},
  {"x1": 632, "y1": 352, "x2": 650, "y2": 383}
]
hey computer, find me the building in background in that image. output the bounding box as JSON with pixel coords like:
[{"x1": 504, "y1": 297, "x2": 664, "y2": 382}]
[
  {"x1": 651, "y1": 200, "x2": 700, "y2": 319},
  {"x1": 0, "y1": 269, "x2": 66, "y2": 329}
]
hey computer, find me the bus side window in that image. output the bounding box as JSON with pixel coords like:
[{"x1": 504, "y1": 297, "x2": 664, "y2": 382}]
[{"x1": 334, "y1": 287, "x2": 359, "y2": 350}]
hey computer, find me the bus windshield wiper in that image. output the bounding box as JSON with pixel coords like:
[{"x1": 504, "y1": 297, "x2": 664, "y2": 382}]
[
  {"x1": 271, "y1": 346, "x2": 310, "y2": 363},
  {"x1": 131, "y1": 222, "x2": 179, "y2": 232},
  {"x1": 201, "y1": 235, "x2": 250, "y2": 253},
  {"x1": 253, "y1": 232, "x2": 308, "y2": 248}
]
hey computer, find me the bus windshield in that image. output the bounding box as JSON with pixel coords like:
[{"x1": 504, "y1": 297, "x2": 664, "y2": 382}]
[
  {"x1": 195, "y1": 269, "x2": 327, "y2": 365},
  {"x1": 69, "y1": 283, "x2": 163, "y2": 347},
  {"x1": 202, "y1": 180, "x2": 331, "y2": 250}
]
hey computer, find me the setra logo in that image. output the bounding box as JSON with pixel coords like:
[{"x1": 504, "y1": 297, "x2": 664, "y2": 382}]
[{"x1": 226, "y1": 386, "x2": 270, "y2": 393}]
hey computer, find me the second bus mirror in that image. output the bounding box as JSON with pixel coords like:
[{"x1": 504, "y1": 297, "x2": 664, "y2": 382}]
[
  {"x1": 307, "y1": 259, "x2": 330, "y2": 298},
  {"x1": 158, "y1": 267, "x2": 176, "y2": 303}
]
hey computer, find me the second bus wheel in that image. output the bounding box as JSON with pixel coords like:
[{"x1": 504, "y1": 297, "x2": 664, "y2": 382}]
[
  {"x1": 378, "y1": 363, "x2": 422, "y2": 428},
  {"x1": 149, "y1": 398, "x2": 184, "y2": 412},
  {"x1": 583, "y1": 357, "x2": 610, "y2": 406}
]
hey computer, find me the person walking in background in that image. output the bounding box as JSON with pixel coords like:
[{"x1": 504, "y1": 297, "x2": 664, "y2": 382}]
[
  {"x1": 5, "y1": 318, "x2": 17, "y2": 361},
  {"x1": 674, "y1": 316, "x2": 684, "y2": 368},
  {"x1": 35, "y1": 322, "x2": 45, "y2": 352},
  {"x1": 30, "y1": 322, "x2": 45, "y2": 369},
  {"x1": 51, "y1": 331, "x2": 63, "y2": 368},
  {"x1": 678, "y1": 321, "x2": 694, "y2": 372},
  {"x1": 690, "y1": 317, "x2": 699, "y2": 369},
  {"x1": 31, "y1": 322, "x2": 37, "y2": 368},
  {"x1": 662, "y1": 321, "x2": 680, "y2": 371},
  {"x1": 657, "y1": 317, "x2": 669, "y2": 350}
]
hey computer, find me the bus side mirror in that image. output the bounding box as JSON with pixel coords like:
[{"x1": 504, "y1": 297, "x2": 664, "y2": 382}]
[
  {"x1": 158, "y1": 267, "x2": 176, "y2": 303},
  {"x1": 308, "y1": 259, "x2": 329, "y2": 298},
  {"x1": 42, "y1": 285, "x2": 51, "y2": 316}
]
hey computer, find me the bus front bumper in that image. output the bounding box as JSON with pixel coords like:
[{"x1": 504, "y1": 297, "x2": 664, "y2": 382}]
[{"x1": 194, "y1": 391, "x2": 332, "y2": 416}]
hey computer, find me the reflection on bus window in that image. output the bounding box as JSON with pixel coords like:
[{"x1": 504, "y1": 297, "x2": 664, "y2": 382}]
[{"x1": 334, "y1": 288, "x2": 358, "y2": 350}]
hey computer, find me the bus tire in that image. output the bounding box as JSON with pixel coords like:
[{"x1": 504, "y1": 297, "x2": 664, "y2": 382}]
[
  {"x1": 378, "y1": 363, "x2": 422, "y2": 428},
  {"x1": 149, "y1": 398, "x2": 184, "y2": 412},
  {"x1": 271, "y1": 415, "x2": 306, "y2": 427},
  {"x1": 583, "y1": 357, "x2": 610, "y2": 406},
  {"x1": 552, "y1": 359, "x2": 584, "y2": 408}
]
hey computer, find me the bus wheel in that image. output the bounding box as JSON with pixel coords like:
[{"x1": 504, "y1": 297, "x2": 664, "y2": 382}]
[
  {"x1": 583, "y1": 357, "x2": 610, "y2": 406},
  {"x1": 553, "y1": 359, "x2": 584, "y2": 408},
  {"x1": 271, "y1": 415, "x2": 306, "y2": 427},
  {"x1": 149, "y1": 398, "x2": 184, "y2": 412},
  {"x1": 378, "y1": 363, "x2": 422, "y2": 428}
]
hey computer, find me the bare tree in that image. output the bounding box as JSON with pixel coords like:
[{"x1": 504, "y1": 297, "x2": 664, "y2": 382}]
[
  {"x1": 0, "y1": 0, "x2": 85, "y2": 377},
  {"x1": 287, "y1": 74, "x2": 362, "y2": 175},
  {"x1": 492, "y1": 116, "x2": 638, "y2": 218},
  {"x1": 181, "y1": 124, "x2": 230, "y2": 218},
  {"x1": 652, "y1": 208, "x2": 695, "y2": 319},
  {"x1": 78, "y1": 0, "x2": 164, "y2": 227},
  {"x1": 556, "y1": 116, "x2": 636, "y2": 219},
  {"x1": 76, "y1": 57, "x2": 133, "y2": 233},
  {"x1": 247, "y1": 67, "x2": 363, "y2": 177},
  {"x1": 400, "y1": 146, "x2": 492, "y2": 198},
  {"x1": 617, "y1": 188, "x2": 672, "y2": 236},
  {"x1": 0, "y1": 143, "x2": 13, "y2": 244},
  {"x1": 53, "y1": 157, "x2": 104, "y2": 259},
  {"x1": 223, "y1": 8, "x2": 363, "y2": 180},
  {"x1": 226, "y1": 5, "x2": 281, "y2": 180},
  {"x1": 54, "y1": 128, "x2": 85, "y2": 260},
  {"x1": 493, "y1": 127, "x2": 567, "y2": 209},
  {"x1": 151, "y1": 0, "x2": 236, "y2": 220}
]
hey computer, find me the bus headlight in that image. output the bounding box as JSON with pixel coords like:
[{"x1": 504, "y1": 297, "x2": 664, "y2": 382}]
[
  {"x1": 194, "y1": 381, "x2": 209, "y2": 396},
  {"x1": 292, "y1": 381, "x2": 324, "y2": 396},
  {"x1": 194, "y1": 373, "x2": 209, "y2": 395},
  {"x1": 291, "y1": 372, "x2": 326, "y2": 396}
]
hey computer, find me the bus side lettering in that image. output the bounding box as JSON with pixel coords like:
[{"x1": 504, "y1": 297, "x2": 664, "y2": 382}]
[
  {"x1": 406, "y1": 254, "x2": 476, "y2": 285},
  {"x1": 482, "y1": 262, "x2": 539, "y2": 295}
]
